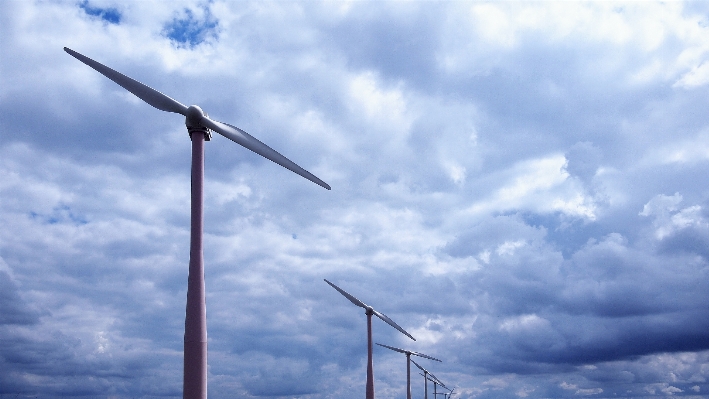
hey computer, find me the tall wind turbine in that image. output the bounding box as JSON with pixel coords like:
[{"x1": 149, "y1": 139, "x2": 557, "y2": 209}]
[
  {"x1": 412, "y1": 359, "x2": 444, "y2": 399},
  {"x1": 376, "y1": 343, "x2": 440, "y2": 399},
  {"x1": 65, "y1": 47, "x2": 330, "y2": 399},
  {"x1": 324, "y1": 279, "x2": 415, "y2": 399}
]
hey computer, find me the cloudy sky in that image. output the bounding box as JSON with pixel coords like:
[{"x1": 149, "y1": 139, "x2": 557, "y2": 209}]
[{"x1": 3, "y1": 1, "x2": 709, "y2": 398}]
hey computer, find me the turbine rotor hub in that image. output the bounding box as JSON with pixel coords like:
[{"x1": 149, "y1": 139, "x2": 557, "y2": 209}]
[{"x1": 186, "y1": 105, "x2": 211, "y2": 141}]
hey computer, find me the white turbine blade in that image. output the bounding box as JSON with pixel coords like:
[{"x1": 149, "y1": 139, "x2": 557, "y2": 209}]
[
  {"x1": 324, "y1": 279, "x2": 367, "y2": 309},
  {"x1": 372, "y1": 309, "x2": 415, "y2": 341},
  {"x1": 411, "y1": 359, "x2": 427, "y2": 373},
  {"x1": 376, "y1": 343, "x2": 407, "y2": 354},
  {"x1": 411, "y1": 351, "x2": 442, "y2": 362},
  {"x1": 203, "y1": 118, "x2": 330, "y2": 190},
  {"x1": 379, "y1": 344, "x2": 441, "y2": 361},
  {"x1": 64, "y1": 47, "x2": 188, "y2": 116},
  {"x1": 428, "y1": 371, "x2": 446, "y2": 388}
]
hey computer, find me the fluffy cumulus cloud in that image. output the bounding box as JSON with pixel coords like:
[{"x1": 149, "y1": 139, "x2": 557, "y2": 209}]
[{"x1": 3, "y1": 1, "x2": 709, "y2": 398}]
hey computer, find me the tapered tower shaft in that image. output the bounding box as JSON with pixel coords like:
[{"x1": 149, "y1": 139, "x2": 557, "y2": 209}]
[
  {"x1": 366, "y1": 310, "x2": 374, "y2": 399},
  {"x1": 406, "y1": 353, "x2": 411, "y2": 399},
  {"x1": 183, "y1": 128, "x2": 209, "y2": 399}
]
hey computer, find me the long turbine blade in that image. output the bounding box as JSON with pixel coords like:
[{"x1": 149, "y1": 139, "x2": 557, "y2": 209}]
[
  {"x1": 203, "y1": 118, "x2": 330, "y2": 190},
  {"x1": 411, "y1": 351, "x2": 441, "y2": 362},
  {"x1": 376, "y1": 343, "x2": 407, "y2": 354},
  {"x1": 324, "y1": 279, "x2": 367, "y2": 309},
  {"x1": 425, "y1": 375, "x2": 439, "y2": 384},
  {"x1": 376, "y1": 343, "x2": 441, "y2": 361},
  {"x1": 372, "y1": 309, "x2": 415, "y2": 341},
  {"x1": 420, "y1": 369, "x2": 442, "y2": 385},
  {"x1": 411, "y1": 359, "x2": 426, "y2": 373},
  {"x1": 64, "y1": 47, "x2": 188, "y2": 116},
  {"x1": 428, "y1": 371, "x2": 446, "y2": 388}
]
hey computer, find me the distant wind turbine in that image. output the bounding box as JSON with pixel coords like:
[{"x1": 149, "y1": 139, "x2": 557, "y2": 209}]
[
  {"x1": 421, "y1": 372, "x2": 448, "y2": 399},
  {"x1": 376, "y1": 343, "x2": 441, "y2": 399},
  {"x1": 65, "y1": 47, "x2": 330, "y2": 399},
  {"x1": 412, "y1": 360, "x2": 445, "y2": 399},
  {"x1": 324, "y1": 279, "x2": 415, "y2": 399},
  {"x1": 434, "y1": 385, "x2": 452, "y2": 399}
]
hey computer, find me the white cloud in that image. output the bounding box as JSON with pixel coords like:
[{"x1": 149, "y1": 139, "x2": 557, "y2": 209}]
[
  {"x1": 463, "y1": 154, "x2": 598, "y2": 220},
  {"x1": 575, "y1": 388, "x2": 603, "y2": 396},
  {"x1": 640, "y1": 193, "x2": 708, "y2": 239},
  {"x1": 5, "y1": 1, "x2": 709, "y2": 398}
]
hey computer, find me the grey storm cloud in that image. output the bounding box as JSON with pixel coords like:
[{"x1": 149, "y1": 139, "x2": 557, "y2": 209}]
[{"x1": 3, "y1": 1, "x2": 709, "y2": 399}]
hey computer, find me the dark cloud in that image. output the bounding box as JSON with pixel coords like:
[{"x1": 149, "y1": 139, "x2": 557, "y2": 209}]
[
  {"x1": 0, "y1": 271, "x2": 40, "y2": 326},
  {"x1": 564, "y1": 141, "x2": 602, "y2": 183},
  {"x1": 4, "y1": 2, "x2": 709, "y2": 399}
]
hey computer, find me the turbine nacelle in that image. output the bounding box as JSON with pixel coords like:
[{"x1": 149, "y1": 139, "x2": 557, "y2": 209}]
[
  {"x1": 186, "y1": 105, "x2": 205, "y2": 127},
  {"x1": 185, "y1": 105, "x2": 212, "y2": 140}
]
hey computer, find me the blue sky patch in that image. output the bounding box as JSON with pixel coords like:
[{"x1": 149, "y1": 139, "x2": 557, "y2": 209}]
[
  {"x1": 162, "y1": 8, "x2": 218, "y2": 48},
  {"x1": 78, "y1": 1, "x2": 121, "y2": 24},
  {"x1": 29, "y1": 205, "x2": 88, "y2": 226}
]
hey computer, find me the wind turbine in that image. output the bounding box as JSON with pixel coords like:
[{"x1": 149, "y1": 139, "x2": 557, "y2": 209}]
[
  {"x1": 324, "y1": 279, "x2": 415, "y2": 399},
  {"x1": 434, "y1": 385, "x2": 452, "y2": 399},
  {"x1": 412, "y1": 359, "x2": 444, "y2": 399},
  {"x1": 376, "y1": 343, "x2": 440, "y2": 399},
  {"x1": 424, "y1": 373, "x2": 448, "y2": 399},
  {"x1": 65, "y1": 47, "x2": 330, "y2": 399}
]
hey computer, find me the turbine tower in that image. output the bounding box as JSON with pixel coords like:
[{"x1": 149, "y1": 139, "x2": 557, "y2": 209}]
[
  {"x1": 65, "y1": 47, "x2": 330, "y2": 399},
  {"x1": 376, "y1": 343, "x2": 441, "y2": 399},
  {"x1": 324, "y1": 279, "x2": 415, "y2": 399}
]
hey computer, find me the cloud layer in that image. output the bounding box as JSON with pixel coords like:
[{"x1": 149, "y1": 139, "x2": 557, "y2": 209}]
[{"x1": 3, "y1": 1, "x2": 709, "y2": 398}]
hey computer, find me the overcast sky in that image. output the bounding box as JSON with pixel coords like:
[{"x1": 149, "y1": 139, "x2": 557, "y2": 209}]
[{"x1": 3, "y1": 1, "x2": 709, "y2": 398}]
